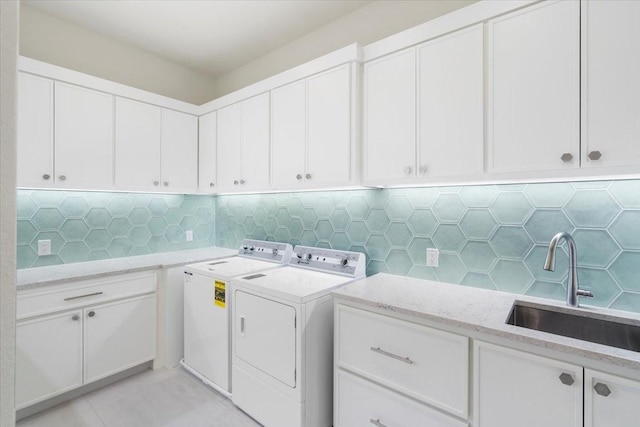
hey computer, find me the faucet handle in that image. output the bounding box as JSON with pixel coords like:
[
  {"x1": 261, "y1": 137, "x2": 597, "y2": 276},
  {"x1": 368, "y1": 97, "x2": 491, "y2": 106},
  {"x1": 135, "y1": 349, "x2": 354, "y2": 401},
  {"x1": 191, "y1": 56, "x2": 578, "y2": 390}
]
[{"x1": 577, "y1": 289, "x2": 594, "y2": 298}]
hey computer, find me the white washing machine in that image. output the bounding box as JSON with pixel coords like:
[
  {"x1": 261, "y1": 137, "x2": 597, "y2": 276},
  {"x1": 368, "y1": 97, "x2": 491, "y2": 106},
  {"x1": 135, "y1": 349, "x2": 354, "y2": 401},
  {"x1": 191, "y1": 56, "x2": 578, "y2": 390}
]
[
  {"x1": 231, "y1": 246, "x2": 366, "y2": 427},
  {"x1": 182, "y1": 239, "x2": 293, "y2": 397}
]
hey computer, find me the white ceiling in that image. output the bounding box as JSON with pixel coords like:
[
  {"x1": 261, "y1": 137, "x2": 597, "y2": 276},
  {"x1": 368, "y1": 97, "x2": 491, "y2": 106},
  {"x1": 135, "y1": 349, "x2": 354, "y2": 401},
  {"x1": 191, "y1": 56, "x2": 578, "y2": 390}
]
[{"x1": 23, "y1": 0, "x2": 372, "y2": 78}]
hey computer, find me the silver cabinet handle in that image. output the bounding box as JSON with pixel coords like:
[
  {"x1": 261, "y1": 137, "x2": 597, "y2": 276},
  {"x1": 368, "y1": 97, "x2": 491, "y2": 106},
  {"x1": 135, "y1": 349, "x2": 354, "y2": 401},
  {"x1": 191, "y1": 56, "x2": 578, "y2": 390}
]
[
  {"x1": 370, "y1": 347, "x2": 414, "y2": 364},
  {"x1": 240, "y1": 316, "x2": 245, "y2": 335},
  {"x1": 240, "y1": 179, "x2": 245, "y2": 184},
  {"x1": 64, "y1": 291, "x2": 103, "y2": 301},
  {"x1": 559, "y1": 373, "x2": 574, "y2": 386},
  {"x1": 296, "y1": 174, "x2": 303, "y2": 180},
  {"x1": 71, "y1": 314, "x2": 80, "y2": 321},
  {"x1": 418, "y1": 165, "x2": 427, "y2": 174},
  {"x1": 153, "y1": 181, "x2": 159, "y2": 186},
  {"x1": 163, "y1": 181, "x2": 169, "y2": 187},
  {"x1": 209, "y1": 182, "x2": 215, "y2": 187},
  {"x1": 594, "y1": 383, "x2": 611, "y2": 397},
  {"x1": 305, "y1": 173, "x2": 311, "y2": 179},
  {"x1": 370, "y1": 419, "x2": 388, "y2": 427},
  {"x1": 59, "y1": 175, "x2": 67, "y2": 181},
  {"x1": 403, "y1": 166, "x2": 412, "y2": 175},
  {"x1": 588, "y1": 150, "x2": 602, "y2": 161},
  {"x1": 561, "y1": 153, "x2": 573, "y2": 162},
  {"x1": 42, "y1": 174, "x2": 51, "y2": 180},
  {"x1": 87, "y1": 311, "x2": 96, "y2": 318},
  {"x1": 233, "y1": 180, "x2": 239, "y2": 185}
]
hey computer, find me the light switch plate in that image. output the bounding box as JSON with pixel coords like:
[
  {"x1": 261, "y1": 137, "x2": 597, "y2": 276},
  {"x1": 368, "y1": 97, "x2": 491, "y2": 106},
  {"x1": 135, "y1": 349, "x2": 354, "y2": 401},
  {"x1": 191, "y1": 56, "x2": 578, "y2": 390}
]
[
  {"x1": 186, "y1": 230, "x2": 193, "y2": 241},
  {"x1": 38, "y1": 239, "x2": 51, "y2": 256},
  {"x1": 426, "y1": 248, "x2": 439, "y2": 267}
]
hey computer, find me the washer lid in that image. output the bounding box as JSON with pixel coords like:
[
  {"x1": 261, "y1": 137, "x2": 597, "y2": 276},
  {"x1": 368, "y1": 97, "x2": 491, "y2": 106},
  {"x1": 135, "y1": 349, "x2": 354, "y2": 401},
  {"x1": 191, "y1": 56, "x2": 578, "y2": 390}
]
[{"x1": 185, "y1": 257, "x2": 284, "y2": 278}]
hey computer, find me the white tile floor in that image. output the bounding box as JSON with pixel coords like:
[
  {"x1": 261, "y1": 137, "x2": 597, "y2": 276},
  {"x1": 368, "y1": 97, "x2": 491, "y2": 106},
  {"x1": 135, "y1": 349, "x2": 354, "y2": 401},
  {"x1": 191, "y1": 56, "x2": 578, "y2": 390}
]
[{"x1": 17, "y1": 367, "x2": 262, "y2": 427}]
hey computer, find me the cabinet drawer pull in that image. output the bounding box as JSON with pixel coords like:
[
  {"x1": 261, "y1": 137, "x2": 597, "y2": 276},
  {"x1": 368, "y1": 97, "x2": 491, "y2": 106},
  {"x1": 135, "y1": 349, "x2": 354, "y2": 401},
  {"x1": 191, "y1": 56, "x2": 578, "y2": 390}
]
[
  {"x1": 594, "y1": 382, "x2": 611, "y2": 397},
  {"x1": 370, "y1": 418, "x2": 388, "y2": 427},
  {"x1": 240, "y1": 316, "x2": 245, "y2": 335},
  {"x1": 561, "y1": 153, "x2": 573, "y2": 162},
  {"x1": 370, "y1": 346, "x2": 414, "y2": 364},
  {"x1": 59, "y1": 175, "x2": 67, "y2": 181},
  {"x1": 64, "y1": 291, "x2": 103, "y2": 301},
  {"x1": 403, "y1": 166, "x2": 412, "y2": 174},
  {"x1": 305, "y1": 173, "x2": 312, "y2": 180},
  {"x1": 233, "y1": 180, "x2": 239, "y2": 185},
  {"x1": 209, "y1": 182, "x2": 215, "y2": 187},
  {"x1": 588, "y1": 150, "x2": 602, "y2": 161},
  {"x1": 42, "y1": 174, "x2": 51, "y2": 180},
  {"x1": 163, "y1": 181, "x2": 169, "y2": 187},
  {"x1": 88, "y1": 311, "x2": 96, "y2": 318},
  {"x1": 71, "y1": 314, "x2": 80, "y2": 321},
  {"x1": 240, "y1": 179, "x2": 245, "y2": 184},
  {"x1": 296, "y1": 174, "x2": 303, "y2": 180},
  {"x1": 418, "y1": 165, "x2": 427, "y2": 174},
  {"x1": 153, "y1": 181, "x2": 159, "y2": 186},
  {"x1": 559, "y1": 373, "x2": 574, "y2": 386}
]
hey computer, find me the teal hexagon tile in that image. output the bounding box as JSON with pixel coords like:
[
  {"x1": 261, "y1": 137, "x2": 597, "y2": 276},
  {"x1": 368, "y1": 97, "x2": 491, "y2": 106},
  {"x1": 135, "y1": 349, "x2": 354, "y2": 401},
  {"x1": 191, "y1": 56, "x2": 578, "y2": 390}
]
[
  {"x1": 107, "y1": 218, "x2": 133, "y2": 238},
  {"x1": 432, "y1": 224, "x2": 466, "y2": 252},
  {"x1": 164, "y1": 207, "x2": 184, "y2": 225},
  {"x1": 524, "y1": 210, "x2": 574, "y2": 244},
  {"x1": 86, "y1": 250, "x2": 111, "y2": 261},
  {"x1": 275, "y1": 227, "x2": 291, "y2": 243},
  {"x1": 315, "y1": 197, "x2": 335, "y2": 219},
  {"x1": 17, "y1": 220, "x2": 38, "y2": 245},
  {"x1": 243, "y1": 217, "x2": 257, "y2": 235},
  {"x1": 129, "y1": 246, "x2": 151, "y2": 257},
  {"x1": 438, "y1": 186, "x2": 462, "y2": 194},
  {"x1": 148, "y1": 217, "x2": 168, "y2": 235},
  {"x1": 276, "y1": 208, "x2": 291, "y2": 226},
  {"x1": 386, "y1": 194, "x2": 414, "y2": 221},
  {"x1": 365, "y1": 235, "x2": 391, "y2": 260},
  {"x1": 386, "y1": 250, "x2": 413, "y2": 275},
  {"x1": 497, "y1": 184, "x2": 526, "y2": 191},
  {"x1": 407, "y1": 209, "x2": 437, "y2": 236},
  {"x1": 408, "y1": 265, "x2": 438, "y2": 281},
  {"x1": 148, "y1": 198, "x2": 168, "y2": 215},
  {"x1": 31, "y1": 208, "x2": 65, "y2": 231},
  {"x1": 331, "y1": 232, "x2": 350, "y2": 250},
  {"x1": 408, "y1": 237, "x2": 435, "y2": 265},
  {"x1": 346, "y1": 196, "x2": 370, "y2": 220},
  {"x1": 432, "y1": 194, "x2": 466, "y2": 223},
  {"x1": 31, "y1": 255, "x2": 63, "y2": 268},
  {"x1": 572, "y1": 229, "x2": 620, "y2": 267},
  {"x1": 264, "y1": 198, "x2": 279, "y2": 217},
  {"x1": 59, "y1": 219, "x2": 90, "y2": 241},
  {"x1": 572, "y1": 181, "x2": 610, "y2": 189},
  {"x1": 490, "y1": 226, "x2": 534, "y2": 260},
  {"x1": 330, "y1": 208, "x2": 351, "y2": 231},
  {"x1": 435, "y1": 253, "x2": 466, "y2": 284},
  {"x1": 301, "y1": 208, "x2": 319, "y2": 230},
  {"x1": 609, "y1": 180, "x2": 640, "y2": 208},
  {"x1": 165, "y1": 225, "x2": 185, "y2": 244},
  {"x1": 490, "y1": 260, "x2": 534, "y2": 293},
  {"x1": 317, "y1": 241, "x2": 332, "y2": 249},
  {"x1": 564, "y1": 191, "x2": 621, "y2": 228},
  {"x1": 195, "y1": 223, "x2": 213, "y2": 241},
  {"x1": 30, "y1": 231, "x2": 64, "y2": 254},
  {"x1": 609, "y1": 292, "x2": 640, "y2": 313},
  {"x1": 460, "y1": 210, "x2": 497, "y2": 240},
  {"x1": 364, "y1": 188, "x2": 390, "y2": 208},
  {"x1": 524, "y1": 183, "x2": 574, "y2": 208},
  {"x1": 315, "y1": 220, "x2": 334, "y2": 241},
  {"x1": 405, "y1": 187, "x2": 439, "y2": 208},
  {"x1": 460, "y1": 185, "x2": 498, "y2": 208},
  {"x1": 127, "y1": 192, "x2": 152, "y2": 208},
  {"x1": 365, "y1": 209, "x2": 390, "y2": 233},
  {"x1": 350, "y1": 245, "x2": 369, "y2": 260},
  {"x1": 195, "y1": 207, "x2": 212, "y2": 223},
  {"x1": 59, "y1": 241, "x2": 90, "y2": 264},
  {"x1": 366, "y1": 260, "x2": 388, "y2": 276},
  {"x1": 460, "y1": 272, "x2": 497, "y2": 290},
  {"x1": 346, "y1": 221, "x2": 369, "y2": 245},
  {"x1": 252, "y1": 226, "x2": 267, "y2": 241},
  {"x1": 107, "y1": 197, "x2": 133, "y2": 217},
  {"x1": 525, "y1": 281, "x2": 566, "y2": 302},
  {"x1": 285, "y1": 197, "x2": 304, "y2": 218},
  {"x1": 179, "y1": 196, "x2": 198, "y2": 213},
  {"x1": 180, "y1": 216, "x2": 198, "y2": 230},
  {"x1": 252, "y1": 207, "x2": 267, "y2": 225},
  {"x1": 577, "y1": 268, "x2": 621, "y2": 307},
  {"x1": 609, "y1": 211, "x2": 640, "y2": 250},
  {"x1": 609, "y1": 252, "x2": 640, "y2": 292},
  {"x1": 32, "y1": 191, "x2": 67, "y2": 208},
  {"x1": 85, "y1": 229, "x2": 112, "y2": 251},
  {"x1": 301, "y1": 230, "x2": 318, "y2": 246},
  {"x1": 83, "y1": 192, "x2": 113, "y2": 208},
  {"x1": 289, "y1": 219, "x2": 304, "y2": 240},
  {"x1": 385, "y1": 222, "x2": 413, "y2": 248},
  {"x1": 330, "y1": 191, "x2": 352, "y2": 208},
  {"x1": 490, "y1": 192, "x2": 533, "y2": 225},
  {"x1": 59, "y1": 196, "x2": 90, "y2": 218},
  {"x1": 17, "y1": 194, "x2": 38, "y2": 219},
  {"x1": 84, "y1": 208, "x2": 112, "y2": 228},
  {"x1": 229, "y1": 204, "x2": 246, "y2": 221},
  {"x1": 16, "y1": 245, "x2": 37, "y2": 269},
  {"x1": 107, "y1": 237, "x2": 133, "y2": 258},
  {"x1": 264, "y1": 217, "x2": 278, "y2": 236},
  {"x1": 460, "y1": 241, "x2": 497, "y2": 273},
  {"x1": 129, "y1": 227, "x2": 152, "y2": 247},
  {"x1": 128, "y1": 208, "x2": 150, "y2": 226},
  {"x1": 298, "y1": 192, "x2": 320, "y2": 208},
  {"x1": 524, "y1": 245, "x2": 568, "y2": 282},
  {"x1": 147, "y1": 235, "x2": 168, "y2": 253}
]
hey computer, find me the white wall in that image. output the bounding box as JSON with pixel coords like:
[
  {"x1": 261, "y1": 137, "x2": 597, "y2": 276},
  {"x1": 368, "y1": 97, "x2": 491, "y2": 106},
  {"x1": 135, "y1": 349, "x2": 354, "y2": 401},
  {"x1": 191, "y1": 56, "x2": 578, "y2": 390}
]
[
  {"x1": 19, "y1": 5, "x2": 218, "y2": 105},
  {"x1": 215, "y1": 0, "x2": 476, "y2": 96},
  {"x1": 0, "y1": 0, "x2": 18, "y2": 425}
]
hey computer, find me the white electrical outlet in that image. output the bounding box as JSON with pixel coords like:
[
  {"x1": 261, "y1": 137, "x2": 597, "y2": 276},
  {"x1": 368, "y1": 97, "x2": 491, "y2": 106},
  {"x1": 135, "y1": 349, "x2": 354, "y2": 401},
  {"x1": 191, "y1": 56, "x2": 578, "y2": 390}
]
[
  {"x1": 186, "y1": 230, "x2": 193, "y2": 241},
  {"x1": 38, "y1": 239, "x2": 51, "y2": 256},
  {"x1": 426, "y1": 248, "x2": 439, "y2": 267}
]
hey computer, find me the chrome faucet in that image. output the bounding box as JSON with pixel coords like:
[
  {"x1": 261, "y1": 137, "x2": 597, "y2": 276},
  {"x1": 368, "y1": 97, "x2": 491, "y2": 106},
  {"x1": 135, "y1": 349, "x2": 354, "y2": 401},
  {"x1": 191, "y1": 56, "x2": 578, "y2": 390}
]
[{"x1": 544, "y1": 231, "x2": 593, "y2": 307}]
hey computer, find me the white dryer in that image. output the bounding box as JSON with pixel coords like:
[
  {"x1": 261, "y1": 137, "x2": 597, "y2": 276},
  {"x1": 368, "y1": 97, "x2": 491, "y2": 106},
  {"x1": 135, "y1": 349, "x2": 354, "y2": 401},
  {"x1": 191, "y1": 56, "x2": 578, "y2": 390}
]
[
  {"x1": 182, "y1": 240, "x2": 292, "y2": 397},
  {"x1": 231, "y1": 246, "x2": 366, "y2": 427}
]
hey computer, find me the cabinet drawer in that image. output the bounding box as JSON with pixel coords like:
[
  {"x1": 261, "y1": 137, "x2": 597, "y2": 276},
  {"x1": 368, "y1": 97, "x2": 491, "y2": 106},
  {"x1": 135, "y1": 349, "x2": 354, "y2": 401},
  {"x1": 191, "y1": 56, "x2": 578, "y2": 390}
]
[
  {"x1": 336, "y1": 305, "x2": 469, "y2": 418},
  {"x1": 17, "y1": 272, "x2": 157, "y2": 319},
  {"x1": 336, "y1": 369, "x2": 468, "y2": 427}
]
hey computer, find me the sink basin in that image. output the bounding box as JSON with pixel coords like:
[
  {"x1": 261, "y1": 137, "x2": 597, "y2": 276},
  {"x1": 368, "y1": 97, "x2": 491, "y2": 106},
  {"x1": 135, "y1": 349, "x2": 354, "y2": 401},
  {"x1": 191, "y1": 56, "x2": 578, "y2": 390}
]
[{"x1": 506, "y1": 301, "x2": 640, "y2": 352}]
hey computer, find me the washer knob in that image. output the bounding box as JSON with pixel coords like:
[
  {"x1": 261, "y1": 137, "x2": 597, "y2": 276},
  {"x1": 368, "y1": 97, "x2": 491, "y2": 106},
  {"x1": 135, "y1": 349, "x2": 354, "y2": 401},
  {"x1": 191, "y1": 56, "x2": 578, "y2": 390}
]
[
  {"x1": 306, "y1": 253, "x2": 313, "y2": 261},
  {"x1": 249, "y1": 246, "x2": 255, "y2": 251},
  {"x1": 340, "y1": 258, "x2": 349, "y2": 267},
  {"x1": 242, "y1": 245, "x2": 248, "y2": 250},
  {"x1": 297, "y1": 253, "x2": 303, "y2": 259},
  {"x1": 272, "y1": 248, "x2": 279, "y2": 256}
]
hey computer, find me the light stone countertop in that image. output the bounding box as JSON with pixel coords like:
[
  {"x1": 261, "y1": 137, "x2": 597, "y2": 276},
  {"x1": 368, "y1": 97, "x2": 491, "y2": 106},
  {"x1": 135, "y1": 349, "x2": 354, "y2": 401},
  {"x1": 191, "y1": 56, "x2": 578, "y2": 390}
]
[
  {"x1": 333, "y1": 273, "x2": 640, "y2": 374},
  {"x1": 17, "y1": 246, "x2": 238, "y2": 290}
]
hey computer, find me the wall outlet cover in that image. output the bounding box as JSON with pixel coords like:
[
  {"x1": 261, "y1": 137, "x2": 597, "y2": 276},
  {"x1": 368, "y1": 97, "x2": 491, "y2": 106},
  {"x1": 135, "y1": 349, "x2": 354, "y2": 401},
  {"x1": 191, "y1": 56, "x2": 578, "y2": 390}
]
[
  {"x1": 426, "y1": 248, "x2": 439, "y2": 267},
  {"x1": 38, "y1": 239, "x2": 51, "y2": 256},
  {"x1": 186, "y1": 230, "x2": 193, "y2": 241}
]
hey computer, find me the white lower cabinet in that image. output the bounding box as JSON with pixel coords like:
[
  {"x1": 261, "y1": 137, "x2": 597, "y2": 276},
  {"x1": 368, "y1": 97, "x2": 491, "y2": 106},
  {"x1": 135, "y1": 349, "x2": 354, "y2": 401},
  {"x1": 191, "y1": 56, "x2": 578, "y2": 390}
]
[{"x1": 585, "y1": 369, "x2": 640, "y2": 427}]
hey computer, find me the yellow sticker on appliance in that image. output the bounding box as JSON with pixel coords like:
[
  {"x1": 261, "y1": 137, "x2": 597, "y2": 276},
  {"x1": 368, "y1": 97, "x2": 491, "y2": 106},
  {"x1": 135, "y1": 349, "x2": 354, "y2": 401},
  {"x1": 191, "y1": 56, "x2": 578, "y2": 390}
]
[{"x1": 214, "y1": 280, "x2": 226, "y2": 308}]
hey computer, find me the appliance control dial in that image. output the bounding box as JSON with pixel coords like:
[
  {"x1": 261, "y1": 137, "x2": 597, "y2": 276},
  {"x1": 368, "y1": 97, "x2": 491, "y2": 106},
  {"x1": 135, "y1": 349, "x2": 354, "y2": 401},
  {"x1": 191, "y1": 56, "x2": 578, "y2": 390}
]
[
  {"x1": 249, "y1": 246, "x2": 255, "y2": 251},
  {"x1": 272, "y1": 248, "x2": 279, "y2": 256},
  {"x1": 340, "y1": 258, "x2": 349, "y2": 267},
  {"x1": 306, "y1": 253, "x2": 313, "y2": 261}
]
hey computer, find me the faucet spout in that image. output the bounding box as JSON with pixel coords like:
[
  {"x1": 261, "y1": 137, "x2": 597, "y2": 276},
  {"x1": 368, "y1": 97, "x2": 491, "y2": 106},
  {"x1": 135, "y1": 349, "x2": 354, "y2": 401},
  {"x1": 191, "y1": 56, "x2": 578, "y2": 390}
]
[{"x1": 544, "y1": 232, "x2": 592, "y2": 307}]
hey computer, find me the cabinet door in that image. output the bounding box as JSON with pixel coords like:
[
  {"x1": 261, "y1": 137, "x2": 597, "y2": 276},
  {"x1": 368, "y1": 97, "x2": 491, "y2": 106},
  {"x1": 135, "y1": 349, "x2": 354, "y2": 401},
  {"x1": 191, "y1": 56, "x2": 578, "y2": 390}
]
[
  {"x1": 114, "y1": 97, "x2": 161, "y2": 191},
  {"x1": 241, "y1": 93, "x2": 270, "y2": 191},
  {"x1": 84, "y1": 294, "x2": 156, "y2": 383},
  {"x1": 418, "y1": 25, "x2": 483, "y2": 178},
  {"x1": 216, "y1": 103, "x2": 243, "y2": 192},
  {"x1": 161, "y1": 109, "x2": 198, "y2": 193},
  {"x1": 582, "y1": 0, "x2": 640, "y2": 168},
  {"x1": 585, "y1": 369, "x2": 640, "y2": 427},
  {"x1": 17, "y1": 73, "x2": 54, "y2": 188},
  {"x1": 198, "y1": 111, "x2": 217, "y2": 192},
  {"x1": 271, "y1": 80, "x2": 306, "y2": 188},
  {"x1": 474, "y1": 341, "x2": 582, "y2": 427},
  {"x1": 307, "y1": 64, "x2": 352, "y2": 186},
  {"x1": 55, "y1": 82, "x2": 114, "y2": 189},
  {"x1": 364, "y1": 48, "x2": 416, "y2": 183},
  {"x1": 487, "y1": 0, "x2": 580, "y2": 173},
  {"x1": 15, "y1": 310, "x2": 83, "y2": 409}
]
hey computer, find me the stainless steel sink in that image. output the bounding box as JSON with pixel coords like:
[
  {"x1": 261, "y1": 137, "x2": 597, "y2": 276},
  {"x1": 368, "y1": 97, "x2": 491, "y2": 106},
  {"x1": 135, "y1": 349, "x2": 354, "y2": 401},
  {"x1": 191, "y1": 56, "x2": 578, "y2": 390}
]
[{"x1": 506, "y1": 301, "x2": 640, "y2": 352}]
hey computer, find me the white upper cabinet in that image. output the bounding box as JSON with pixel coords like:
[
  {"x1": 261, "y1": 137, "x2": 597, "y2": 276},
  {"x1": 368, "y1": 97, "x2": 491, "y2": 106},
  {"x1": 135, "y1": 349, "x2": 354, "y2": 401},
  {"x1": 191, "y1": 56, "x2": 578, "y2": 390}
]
[
  {"x1": 17, "y1": 73, "x2": 54, "y2": 188},
  {"x1": 217, "y1": 102, "x2": 243, "y2": 192},
  {"x1": 161, "y1": 109, "x2": 198, "y2": 193},
  {"x1": 582, "y1": 0, "x2": 640, "y2": 169},
  {"x1": 198, "y1": 111, "x2": 217, "y2": 192},
  {"x1": 55, "y1": 82, "x2": 114, "y2": 189},
  {"x1": 487, "y1": 0, "x2": 580, "y2": 174}
]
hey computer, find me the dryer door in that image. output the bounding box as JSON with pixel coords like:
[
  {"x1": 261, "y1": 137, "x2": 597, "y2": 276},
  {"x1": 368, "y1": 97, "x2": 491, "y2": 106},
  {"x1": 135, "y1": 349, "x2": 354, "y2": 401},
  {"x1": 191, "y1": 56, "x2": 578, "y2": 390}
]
[{"x1": 234, "y1": 290, "x2": 296, "y2": 387}]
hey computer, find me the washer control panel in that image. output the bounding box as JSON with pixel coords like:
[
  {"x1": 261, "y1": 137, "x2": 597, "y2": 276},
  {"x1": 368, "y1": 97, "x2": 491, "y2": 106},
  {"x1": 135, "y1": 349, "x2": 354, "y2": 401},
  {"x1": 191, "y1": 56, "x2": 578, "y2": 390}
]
[
  {"x1": 239, "y1": 239, "x2": 293, "y2": 263},
  {"x1": 290, "y1": 246, "x2": 366, "y2": 278}
]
